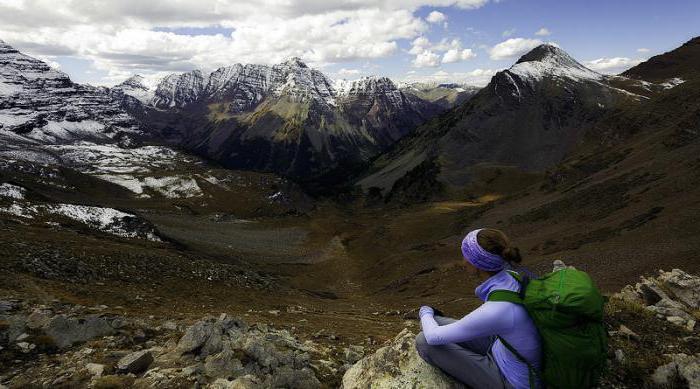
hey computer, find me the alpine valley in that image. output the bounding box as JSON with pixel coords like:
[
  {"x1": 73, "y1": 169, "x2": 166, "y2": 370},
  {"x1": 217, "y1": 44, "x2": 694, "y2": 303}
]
[{"x1": 1, "y1": 34, "x2": 700, "y2": 389}]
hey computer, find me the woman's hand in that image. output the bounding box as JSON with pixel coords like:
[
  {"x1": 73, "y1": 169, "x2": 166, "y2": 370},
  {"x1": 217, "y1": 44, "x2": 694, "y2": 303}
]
[{"x1": 419, "y1": 306, "x2": 434, "y2": 318}]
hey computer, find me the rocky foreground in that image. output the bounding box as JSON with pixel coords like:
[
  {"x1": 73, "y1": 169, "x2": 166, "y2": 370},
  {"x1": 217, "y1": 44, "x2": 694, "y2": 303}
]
[{"x1": 1, "y1": 269, "x2": 699, "y2": 388}]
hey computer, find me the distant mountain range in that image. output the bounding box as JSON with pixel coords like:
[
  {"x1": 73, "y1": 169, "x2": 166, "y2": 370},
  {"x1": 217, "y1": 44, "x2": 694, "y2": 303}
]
[
  {"x1": 110, "y1": 59, "x2": 476, "y2": 180},
  {"x1": 1, "y1": 37, "x2": 698, "y2": 202}
]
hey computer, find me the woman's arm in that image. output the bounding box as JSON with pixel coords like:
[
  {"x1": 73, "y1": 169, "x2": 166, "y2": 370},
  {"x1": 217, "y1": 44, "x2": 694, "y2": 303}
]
[{"x1": 420, "y1": 302, "x2": 515, "y2": 345}]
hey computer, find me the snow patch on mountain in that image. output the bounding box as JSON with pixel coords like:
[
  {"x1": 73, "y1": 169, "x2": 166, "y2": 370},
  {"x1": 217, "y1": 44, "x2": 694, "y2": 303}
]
[
  {"x1": 97, "y1": 174, "x2": 203, "y2": 199},
  {"x1": 0, "y1": 182, "x2": 25, "y2": 199},
  {"x1": 0, "y1": 199, "x2": 161, "y2": 241},
  {"x1": 661, "y1": 77, "x2": 686, "y2": 89},
  {"x1": 113, "y1": 75, "x2": 156, "y2": 104}
]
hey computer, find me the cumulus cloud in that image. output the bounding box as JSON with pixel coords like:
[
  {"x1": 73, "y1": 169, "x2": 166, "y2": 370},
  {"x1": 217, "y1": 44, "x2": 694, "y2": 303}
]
[
  {"x1": 534, "y1": 27, "x2": 551, "y2": 36},
  {"x1": 489, "y1": 37, "x2": 543, "y2": 60},
  {"x1": 637, "y1": 47, "x2": 650, "y2": 53},
  {"x1": 426, "y1": 10, "x2": 446, "y2": 23},
  {"x1": 585, "y1": 57, "x2": 644, "y2": 74},
  {"x1": 442, "y1": 48, "x2": 476, "y2": 63},
  {"x1": 413, "y1": 50, "x2": 441, "y2": 67},
  {"x1": 0, "y1": 0, "x2": 493, "y2": 84},
  {"x1": 410, "y1": 36, "x2": 475, "y2": 66}
]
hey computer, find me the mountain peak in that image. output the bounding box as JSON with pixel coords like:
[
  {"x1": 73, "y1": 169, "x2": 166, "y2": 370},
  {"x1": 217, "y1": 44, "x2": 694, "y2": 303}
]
[
  {"x1": 506, "y1": 43, "x2": 601, "y2": 83},
  {"x1": 119, "y1": 74, "x2": 146, "y2": 87},
  {"x1": 515, "y1": 43, "x2": 573, "y2": 64},
  {"x1": 281, "y1": 57, "x2": 307, "y2": 68},
  {"x1": 0, "y1": 39, "x2": 17, "y2": 53}
]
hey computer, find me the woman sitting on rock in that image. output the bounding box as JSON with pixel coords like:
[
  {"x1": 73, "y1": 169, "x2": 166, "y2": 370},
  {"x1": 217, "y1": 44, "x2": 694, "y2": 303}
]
[{"x1": 415, "y1": 228, "x2": 542, "y2": 389}]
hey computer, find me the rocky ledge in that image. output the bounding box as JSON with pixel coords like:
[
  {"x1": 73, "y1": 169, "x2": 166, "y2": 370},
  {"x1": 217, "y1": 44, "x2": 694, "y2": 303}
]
[
  {"x1": 0, "y1": 302, "x2": 341, "y2": 388},
  {"x1": 1, "y1": 268, "x2": 699, "y2": 388}
]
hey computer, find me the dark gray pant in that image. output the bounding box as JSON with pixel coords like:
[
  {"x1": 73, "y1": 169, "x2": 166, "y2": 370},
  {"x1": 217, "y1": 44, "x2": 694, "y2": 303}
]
[{"x1": 415, "y1": 316, "x2": 513, "y2": 389}]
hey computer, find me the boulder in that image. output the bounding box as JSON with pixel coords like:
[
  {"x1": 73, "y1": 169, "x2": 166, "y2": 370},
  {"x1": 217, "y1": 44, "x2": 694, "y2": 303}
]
[
  {"x1": 264, "y1": 367, "x2": 322, "y2": 389},
  {"x1": 86, "y1": 363, "x2": 105, "y2": 377},
  {"x1": 342, "y1": 329, "x2": 465, "y2": 389},
  {"x1": 44, "y1": 314, "x2": 114, "y2": 348},
  {"x1": 177, "y1": 320, "x2": 215, "y2": 354},
  {"x1": 652, "y1": 353, "x2": 700, "y2": 388},
  {"x1": 204, "y1": 348, "x2": 244, "y2": 378},
  {"x1": 117, "y1": 350, "x2": 154, "y2": 374},
  {"x1": 658, "y1": 269, "x2": 700, "y2": 309},
  {"x1": 210, "y1": 375, "x2": 261, "y2": 389}
]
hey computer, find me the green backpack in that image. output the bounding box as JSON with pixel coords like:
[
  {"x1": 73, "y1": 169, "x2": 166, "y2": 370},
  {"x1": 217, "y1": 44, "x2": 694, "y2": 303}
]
[{"x1": 488, "y1": 268, "x2": 608, "y2": 389}]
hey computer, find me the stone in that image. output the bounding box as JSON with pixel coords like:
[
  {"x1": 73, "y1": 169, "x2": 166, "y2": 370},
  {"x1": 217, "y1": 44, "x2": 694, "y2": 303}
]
[
  {"x1": 344, "y1": 345, "x2": 365, "y2": 364},
  {"x1": 618, "y1": 325, "x2": 640, "y2": 341},
  {"x1": 658, "y1": 269, "x2": 700, "y2": 309},
  {"x1": 204, "y1": 348, "x2": 244, "y2": 378},
  {"x1": 210, "y1": 376, "x2": 261, "y2": 389},
  {"x1": 86, "y1": 363, "x2": 105, "y2": 377},
  {"x1": 177, "y1": 320, "x2": 215, "y2": 354},
  {"x1": 117, "y1": 350, "x2": 154, "y2": 374},
  {"x1": 342, "y1": 329, "x2": 466, "y2": 389},
  {"x1": 229, "y1": 375, "x2": 262, "y2": 389},
  {"x1": 615, "y1": 349, "x2": 626, "y2": 363},
  {"x1": 181, "y1": 364, "x2": 202, "y2": 377},
  {"x1": 688, "y1": 319, "x2": 697, "y2": 332},
  {"x1": 667, "y1": 316, "x2": 688, "y2": 327},
  {"x1": 265, "y1": 367, "x2": 322, "y2": 389},
  {"x1": 44, "y1": 314, "x2": 115, "y2": 348},
  {"x1": 652, "y1": 353, "x2": 700, "y2": 388},
  {"x1": 162, "y1": 321, "x2": 178, "y2": 331},
  {"x1": 26, "y1": 309, "x2": 52, "y2": 329},
  {"x1": 16, "y1": 342, "x2": 35, "y2": 353}
]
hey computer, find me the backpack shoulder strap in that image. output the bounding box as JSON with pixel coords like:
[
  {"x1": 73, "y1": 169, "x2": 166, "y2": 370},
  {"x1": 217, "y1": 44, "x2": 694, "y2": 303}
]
[
  {"x1": 497, "y1": 336, "x2": 540, "y2": 388},
  {"x1": 487, "y1": 289, "x2": 523, "y2": 304}
]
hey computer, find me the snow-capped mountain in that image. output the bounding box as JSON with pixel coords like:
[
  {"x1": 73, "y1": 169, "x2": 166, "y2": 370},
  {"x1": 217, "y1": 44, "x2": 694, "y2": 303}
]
[
  {"x1": 0, "y1": 40, "x2": 293, "y2": 207},
  {"x1": 359, "y1": 44, "x2": 655, "y2": 199},
  {"x1": 114, "y1": 59, "x2": 445, "y2": 180},
  {"x1": 0, "y1": 39, "x2": 139, "y2": 144}
]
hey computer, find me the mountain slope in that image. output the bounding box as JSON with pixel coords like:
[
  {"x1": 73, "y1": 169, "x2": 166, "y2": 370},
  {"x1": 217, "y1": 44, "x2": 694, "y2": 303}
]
[
  {"x1": 399, "y1": 82, "x2": 481, "y2": 111},
  {"x1": 0, "y1": 40, "x2": 308, "y2": 216},
  {"x1": 358, "y1": 44, "x2": 653, "y2": 199},
  {"x1": 622, "y1": 36, "x2": 700, "y2": 83},
  {"x1": 0, "y1": 39, "x2": 139, "y2": 144},
  {"x1": 116, "y1": 61, "x2": 445, "y2": 180}
]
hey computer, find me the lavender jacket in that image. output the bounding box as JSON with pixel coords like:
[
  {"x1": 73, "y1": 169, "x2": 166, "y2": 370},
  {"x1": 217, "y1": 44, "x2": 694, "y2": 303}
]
[{"x1": 420, "y1": 270, "x2": 542, "y2": 389}]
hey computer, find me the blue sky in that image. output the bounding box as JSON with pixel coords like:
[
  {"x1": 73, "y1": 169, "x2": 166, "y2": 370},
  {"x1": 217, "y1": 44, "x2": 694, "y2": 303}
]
[{"x1": 1, "y1": 0, "x2": 698, "y2": 86}]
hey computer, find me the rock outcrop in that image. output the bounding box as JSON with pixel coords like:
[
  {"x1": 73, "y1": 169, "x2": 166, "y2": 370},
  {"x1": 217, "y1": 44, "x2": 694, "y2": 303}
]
[
  {"x1": 0, "y1": 301, "x2": 330, "y2": 388},
  {"x1": 616, "y1": 269, "x2": 699, "y2": 331},
  {"x1": 342, "y1": 329, "x2": 464, "y2": 389}
]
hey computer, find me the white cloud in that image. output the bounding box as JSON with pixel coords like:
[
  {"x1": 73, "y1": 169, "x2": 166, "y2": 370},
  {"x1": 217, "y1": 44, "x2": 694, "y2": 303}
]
[
  {"x1": 534, "y1": 27, "x2": 551, "y2": 36},
  {"x1": 413, "y1": 50, "x2": 441, "y2": 67},
  {"x1": 637, "y1": 47, "x2": 650, "y2": 53},
  {"x1": 585, "y1": 57, "x2": 644, "y2": 74},
  {"x1": 442, "y1": 48, "x2": 476, "y2": 63},
  {"x1": 502, "y1": 28, "x2": 516, "y2": 37},
  {"x1": 0, "y1": 0, "x2": 494, "y2": 84},
  {"x1": 426, "y1": 10, "x2": 446, "y2": 23},
  {"x1": 409, "y1": 36, "x2": 475, "y2": 65},
  {"x1": 489, "y1": 37, "x2": 543, "y2": 60},
  {"x1": 337, "y1": 68, "x2": 361, "y2": 76}
]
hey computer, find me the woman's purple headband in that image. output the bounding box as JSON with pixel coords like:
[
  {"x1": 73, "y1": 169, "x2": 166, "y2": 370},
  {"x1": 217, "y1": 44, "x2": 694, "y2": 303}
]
[{"x1": 461, "y1": 228, "x2": 505, "y2": 272}]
